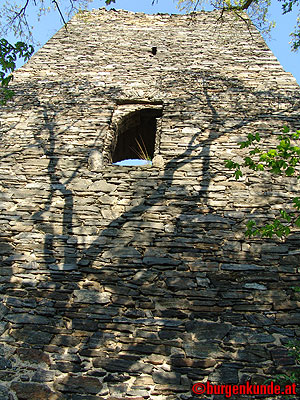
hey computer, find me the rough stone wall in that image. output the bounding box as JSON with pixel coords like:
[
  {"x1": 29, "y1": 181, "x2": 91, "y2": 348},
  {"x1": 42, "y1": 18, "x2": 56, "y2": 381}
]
[{"x1": 0, "y1": 8, "x2": 300, "y2": 400}]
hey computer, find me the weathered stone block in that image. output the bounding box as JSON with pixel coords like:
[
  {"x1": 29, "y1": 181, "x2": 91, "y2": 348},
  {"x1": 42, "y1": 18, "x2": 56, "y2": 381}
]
[
  {"x1": 102, "y1": 248, "x2": 141, "y2": 259},
  {"x1": 224, "y1": 327, "x2": 254, "y2": 344},
  {"x1": 0, "y1": 304, "x2": 8, "y2": 320},
  {"x1": 0, "y1": 385, "x2": 9, "y2": 400},
  {"x1": 16, "y1": 348, "x2": 50, "y2": 365},
  {"x1": 209, "y1": 366, "x2": 239, "y2": 384},
  {"x1": 88, "y1": 180, "x2": 117, "y2": 193},
  {"x1": 248, "y1": 333, "x2": 275, "y2": 344},
  {"x1": 236, "y1": 345, "x2": 269, "y2": 363},
  {"x1": 0, "y1": 357, "x2": 11, "y2": 370},
  {"x1": 10, "y1": 329, "x2": 52, "y2": 345},
  {"x1": 93, "y1": 357, "x2": 153, "y2": 374},
  {"x1": 88, "y1": 150, "x2": 104, "y2": 171},
  {"x1": 243, "y1": 283, "x2": 267, "y2": 290},
  {"x1": 221, "y1": 264, "x2": 264, "y2": 271},
  {"x1": 55, "y1": 375, "x2": 102, "y2": 394},
  {"x1": 184, "y1": 341, "x2": 223, "y2": 359},
  {"x1": 143, "y1": 257, "x2": 180, "y2": 266},
  {"x1": 153, "y1": 370, "x2": 181, "y2": 385},
  {"x1": 73, "y1": 290, "x2": 111, "y2": 304},
  {"x1": 270, "y1": 347, "x2": 296, "y2": 366},
  {"x1": 32, "y1": 369, "x2": 56, "y2": 382},
  {"x1": 276, "y1": 313, "x2": 300, "y2": 325},
  {"x1": 5, "y1": 314, "x2": 50, "y2": 325},
  {"x1": 186, "y1": 321, "x2": 231, "y2": 340},
  {"x1": 10, "y1": 382, "x2": 55, "y2": 400},
  {"x1": 171, "y1": 357, "x2": 216, "y2": 368}
]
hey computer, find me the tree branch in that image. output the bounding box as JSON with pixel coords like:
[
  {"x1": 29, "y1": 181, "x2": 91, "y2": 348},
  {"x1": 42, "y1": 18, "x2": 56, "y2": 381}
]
[
  {"x1": 11, "y1": 0, "x2": 30, "y2": 25},
  {"x1": 52, "y1": 0, "x2": 68, "y2": 30},
  {"x1": 241, "y1": 0, "x2": 255, "y2": 10},
  {"x1": 221, "y1": 0, "x2": 256, "y2": 12},
  {"x1": 193, "y1": 0, "x2": 201, "y2": 12}
]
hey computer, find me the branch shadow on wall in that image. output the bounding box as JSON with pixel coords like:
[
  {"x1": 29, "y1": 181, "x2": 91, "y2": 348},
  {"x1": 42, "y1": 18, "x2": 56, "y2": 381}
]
[{"x1": 1, "y1": 71, "x2": 300, "y2": 400}]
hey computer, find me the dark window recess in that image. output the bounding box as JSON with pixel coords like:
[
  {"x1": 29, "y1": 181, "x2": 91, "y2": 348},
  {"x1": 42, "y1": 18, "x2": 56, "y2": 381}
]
[{"x1": 112, "y1": 108, "x2": 162, "y2": 163}]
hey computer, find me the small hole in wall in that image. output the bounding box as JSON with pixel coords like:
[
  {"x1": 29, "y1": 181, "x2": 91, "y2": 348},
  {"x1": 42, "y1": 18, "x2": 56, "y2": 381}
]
[{"x1": 112, "y1": 108, "x2": 162, "y2": 166}]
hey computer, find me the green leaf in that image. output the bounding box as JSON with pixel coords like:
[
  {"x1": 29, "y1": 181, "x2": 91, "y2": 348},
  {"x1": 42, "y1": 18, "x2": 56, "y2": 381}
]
[
  {"x1": 286, "y1": 166, "x2": 295, "y2": 176},
  {"x1": 293, "y1": 197, "x2": 300, "y2": 210},
  {"x1": 280, "y1": 210, "x2": 291, "y2": 221},
  {"x1": 249, "y1": 147, "x2": 261, "y2": 155},
  {"x1": 234, "y1": 169, "x2": 242, "y2": 180},
  {"x1": 245, "y1": 220, "x2": 257, "y2": 237},
  {"x1": 270, "y1": 166, "x2": 281, "y2": 174},
  {"x1": 295, "y1": 216, "x2": 300, "y2": 228},
  {"x1": 283, "y1": 126, "x2": 290, "y2": 133},
  {"x1": 268, "y1": 149, "x2": 277, "y2": 157},
  {"x1": 225, "y1": 159, "x2": 236, "y2": 169},
  {"x1": 246, "y1": 220, "x2": 256, "y2": 229},
  {"x1": 292, "y1": 131, "x2": 300, "y2": 139},
  {"x1": 239, "y1": 141, "x2": 249, "y2": 149},
  {"x1": 0, "y1": 39, "x2": 34, "y2": 105},
  {"x1": 260, "y1": 153, "x2": 268, "y2": 161}
]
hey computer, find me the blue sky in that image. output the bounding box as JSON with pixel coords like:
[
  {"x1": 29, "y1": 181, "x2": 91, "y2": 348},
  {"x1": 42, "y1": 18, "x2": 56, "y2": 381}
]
[{"x1": 6, "y1": 0, "x2": 300, "y2": 84}]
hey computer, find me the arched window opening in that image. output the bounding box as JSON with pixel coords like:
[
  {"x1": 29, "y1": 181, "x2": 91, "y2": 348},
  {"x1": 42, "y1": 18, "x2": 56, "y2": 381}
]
[{"x1": 112, "y1": 108, "x2": 162, "y2": 165}]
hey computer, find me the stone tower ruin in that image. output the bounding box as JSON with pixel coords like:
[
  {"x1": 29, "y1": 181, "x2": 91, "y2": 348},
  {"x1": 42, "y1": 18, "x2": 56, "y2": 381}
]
[{"x1": 0, "y1": 8, "x2": 300, "y2": 400}]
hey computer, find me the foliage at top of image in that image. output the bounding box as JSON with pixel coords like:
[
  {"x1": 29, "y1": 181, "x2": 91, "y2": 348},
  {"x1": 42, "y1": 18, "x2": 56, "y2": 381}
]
[
  {"x1": 0, "y1": 0, "x2": 107, "y2": 44},
  {"x1": 0, "y1": 0, "x2": 299, "y2": 50},
  {"x1": 0, "y1": 0, "x2": 299, "y2": 107},
  {"x1": 176, "y1": 0, "x2": 300, "y2": 51}
]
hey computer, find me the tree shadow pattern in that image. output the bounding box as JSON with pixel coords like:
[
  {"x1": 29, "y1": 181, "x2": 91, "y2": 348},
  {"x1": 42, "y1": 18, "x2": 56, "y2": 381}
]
[{"x1": 0, "y1": 71, "x2": 300, "y2": 400}]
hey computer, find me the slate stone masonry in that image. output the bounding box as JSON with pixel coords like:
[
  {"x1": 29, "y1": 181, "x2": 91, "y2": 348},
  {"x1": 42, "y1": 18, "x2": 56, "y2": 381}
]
[{"x1": 0, "y1": 8, "x2": 300, "y2": 400}]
